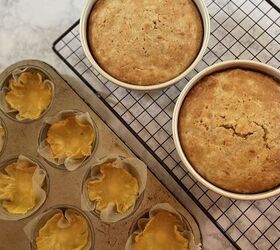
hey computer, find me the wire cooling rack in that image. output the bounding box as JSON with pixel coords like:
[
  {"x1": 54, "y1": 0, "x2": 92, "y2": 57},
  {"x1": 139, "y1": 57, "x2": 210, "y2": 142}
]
[{"x1": 53, "y1": 0, "x2": 280, "y2": 249}]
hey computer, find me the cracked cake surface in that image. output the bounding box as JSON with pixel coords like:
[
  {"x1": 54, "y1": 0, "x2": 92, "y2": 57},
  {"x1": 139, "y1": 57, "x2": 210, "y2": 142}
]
[
  {"x1": 87, "y1": 0, "x2": 203, "y2": 85},
  {"x1": 179, "y1": 69, "x2": 280, "y2": 193}
]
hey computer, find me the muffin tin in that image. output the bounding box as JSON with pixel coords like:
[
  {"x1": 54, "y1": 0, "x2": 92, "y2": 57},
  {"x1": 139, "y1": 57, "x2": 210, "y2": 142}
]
[{"x1": 0, "y1": 60, "x2": 201, "y2": 249}]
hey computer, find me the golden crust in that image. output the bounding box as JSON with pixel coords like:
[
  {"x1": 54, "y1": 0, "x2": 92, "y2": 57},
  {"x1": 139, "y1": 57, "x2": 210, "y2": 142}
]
[
  {"x1": 47, "y1": 116, "x2": 95, "y2": 160},
  {"x1": 88, "y1": 0, "x2": 203, "y2": 85},
  {"x1": 179, "y1": 69, "x2": 280, "y2": 193},
  {"x1": 36, "y1": 210, "x2": 89, "y2": 250},
  {"x1": 87, "y1": 163, "x2": 139, "y2": 213},
  {"x1": 134, "y1": 211, "x2": 189, "y2": 250},
  {"x1": 0, "y1": 160, "x2": 37, "y2": 214},
  {"x1": 5, "y1": 71, "x2": 52, "y2": 120}
]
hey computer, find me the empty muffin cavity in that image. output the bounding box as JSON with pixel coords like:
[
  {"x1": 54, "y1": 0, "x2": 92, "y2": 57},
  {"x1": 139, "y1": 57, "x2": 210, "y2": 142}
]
[
  {"x1": 81, "y1": 155, "x2": 147, "y2": 223},
  {"x1": 0, "y1": 155, "x2": 49, "y2": 221},
  {"x1": 37, "y1": 110, "x2": 98, "y2": 171},
  {"x1": 0, "y1": 66, "x2": 54, "y2": 122},
  {"x1": 126, "y1": 203, "x2": 201, "y2": 250},
  {"x1": 25, "y1": 205, "x2": 94, "y2": 250}
]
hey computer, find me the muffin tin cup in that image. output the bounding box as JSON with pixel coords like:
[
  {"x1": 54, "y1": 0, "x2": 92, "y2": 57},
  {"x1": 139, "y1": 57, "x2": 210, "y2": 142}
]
[
  {"x1": 25, "y1": 205, "x2": 94, "y2": 250},
  {"x1": 0, "y1": 155, "x2": 49, "y2": 221},
  {"x1": 80, "y1": 0, "x2": 210, "y2": 91},
  {"x1": 37, "y1": 110, "x2": 99, "y2": 171},
  {"x1": 81, "y1": 155, "x2": 147, "y2": 223},
  {"x1": 172, "y1": 60, "x2": 280, "y2": 200},
  {"x1": 0, "y1": 66, "x2": 55, "y2": 122},
  {"x1": 126, "y1": 203, "x2": 201, "y2": 250}
]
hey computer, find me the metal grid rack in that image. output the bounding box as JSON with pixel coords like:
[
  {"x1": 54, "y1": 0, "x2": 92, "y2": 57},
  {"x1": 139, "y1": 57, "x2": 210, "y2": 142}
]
[{"x1": 53, "y1": 0, "x2": 280, "y2": 249}]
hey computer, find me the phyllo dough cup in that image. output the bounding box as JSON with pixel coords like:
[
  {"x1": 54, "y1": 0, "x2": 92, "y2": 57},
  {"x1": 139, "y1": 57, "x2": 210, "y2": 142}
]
[
  {"x1": 38, "y1": 110, "x2": 98, "y2": 171},
  {"x1": 24, "y1": 206, "x2": 93, "y2": 250},
  {"x1": 125, "y1": 203, "x2": 201, "y2": 250},
  {"x1": 0, "y1": 155, "x2": 48, "y2": 220},
  {"x1": 0, "y1": 67, "x2": 54, "y2": 121},
  {"x1": 81, "y1": 155, "x2": 147, "y2": 223}
]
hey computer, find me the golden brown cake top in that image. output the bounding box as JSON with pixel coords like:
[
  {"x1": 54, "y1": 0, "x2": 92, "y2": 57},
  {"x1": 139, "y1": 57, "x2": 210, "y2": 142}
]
[
  {"x1": 88, "y1": 0, "x2": 203, "y2": 85},
  {"x1": 179, "y1": 69, "x2": 280, "y2": 193}
]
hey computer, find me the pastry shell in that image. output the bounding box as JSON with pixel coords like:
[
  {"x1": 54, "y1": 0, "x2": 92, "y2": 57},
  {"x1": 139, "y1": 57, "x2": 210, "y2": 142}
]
[
  {"x1": 0, "y1": 155, "x2": 48, "y2": 220},
  {"x1": 81, "y1": 155, "x2": 147, "y2": 223},
  {"x1": 0, "y1": 67, "x2": 54, "y2": 122},
  {"x1": 125, "y1": 203, "x2": 201, "y2": 250},
  {"x1": 25, "y1": 205, "x2": 94, "y2": 250},
  {"x1": 38, "y1": 110, "x2": 98, "y2": 171}
]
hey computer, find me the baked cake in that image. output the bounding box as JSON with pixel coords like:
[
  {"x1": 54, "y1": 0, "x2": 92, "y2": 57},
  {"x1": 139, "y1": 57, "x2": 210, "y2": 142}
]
[
  {"x1": 88, "y1": 0, "x2": 203, "y2": 85},
  {"x1": 179, "y1": 69, "x2": 280, "y2": 193}
]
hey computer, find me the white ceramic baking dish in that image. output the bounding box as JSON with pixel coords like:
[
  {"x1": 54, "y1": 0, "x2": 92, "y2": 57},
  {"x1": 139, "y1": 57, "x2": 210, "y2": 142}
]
[
  {"x1": 80, "y1": 0, "x2": 210, "y2": 91},
  {"x1": 173, "y1": 60, "x2": 280, "y2": 200}
]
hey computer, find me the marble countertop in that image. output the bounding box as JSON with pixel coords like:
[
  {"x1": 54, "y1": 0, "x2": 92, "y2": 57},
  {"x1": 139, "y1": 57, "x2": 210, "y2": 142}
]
[
  {"x1": 0, "y1": 0, "x2": 81, "y2": 71},
  {"x1": 1, "y1": 0, "x2": 278, "y2": 249}
]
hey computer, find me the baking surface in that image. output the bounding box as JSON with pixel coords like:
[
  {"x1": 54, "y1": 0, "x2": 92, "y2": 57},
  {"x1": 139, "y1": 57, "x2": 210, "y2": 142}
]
[{"x1": 0, "y1": 60, "x2": 201, "y2": 250}]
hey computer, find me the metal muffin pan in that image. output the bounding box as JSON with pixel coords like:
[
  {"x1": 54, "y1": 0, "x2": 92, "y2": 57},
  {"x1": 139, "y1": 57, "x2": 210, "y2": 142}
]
[{"x1": 0, "y1": 59, "x2": 201, "y2": 250}]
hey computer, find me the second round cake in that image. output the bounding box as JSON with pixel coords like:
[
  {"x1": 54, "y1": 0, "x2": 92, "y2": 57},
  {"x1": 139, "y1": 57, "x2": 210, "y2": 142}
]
[{"x1": 179, "y1": 69, "x2": 280, "y2": 194}]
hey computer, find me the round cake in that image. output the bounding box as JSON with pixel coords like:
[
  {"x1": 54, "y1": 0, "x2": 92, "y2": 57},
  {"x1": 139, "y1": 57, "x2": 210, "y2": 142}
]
[
  {"x1": 179, "y1": 69, "x2": 280, "y2": 193},
  {"x1": 87, "y1": 0, "x2": 203, "y2": 85}
]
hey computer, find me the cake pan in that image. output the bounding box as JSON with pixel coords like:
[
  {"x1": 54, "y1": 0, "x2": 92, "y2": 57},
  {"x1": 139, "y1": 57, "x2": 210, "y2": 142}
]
[
  {"x1": 172, "y1": 60, "x2": 280, "y2": 200},
  {"x1": 80, "y1": 0, "x2": 210, "y2": 91}
]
